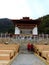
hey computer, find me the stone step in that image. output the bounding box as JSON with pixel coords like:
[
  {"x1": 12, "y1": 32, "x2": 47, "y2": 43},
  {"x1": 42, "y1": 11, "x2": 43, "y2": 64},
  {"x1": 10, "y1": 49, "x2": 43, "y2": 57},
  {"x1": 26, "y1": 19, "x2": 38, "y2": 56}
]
[{"x1": 19, "y1": 49, "x2": 33, "y2": 54}]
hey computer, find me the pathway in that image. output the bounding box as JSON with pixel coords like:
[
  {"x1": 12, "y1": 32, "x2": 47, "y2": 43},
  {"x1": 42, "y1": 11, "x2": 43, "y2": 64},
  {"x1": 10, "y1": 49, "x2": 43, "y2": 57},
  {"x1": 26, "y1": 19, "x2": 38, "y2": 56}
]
[
  {"x1": 11, "y1": 44, "x2": 46, "y2": 65},
  {"x1": 11, "y1": 54, "x2": 46, "y2": 65}
]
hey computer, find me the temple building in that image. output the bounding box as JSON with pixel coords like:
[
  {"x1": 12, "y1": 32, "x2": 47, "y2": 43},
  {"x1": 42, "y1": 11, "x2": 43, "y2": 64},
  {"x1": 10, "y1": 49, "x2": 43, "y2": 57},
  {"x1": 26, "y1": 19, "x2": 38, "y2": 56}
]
[{"x1": 12, "y1": 17, "x2": 40, "y2": 39}]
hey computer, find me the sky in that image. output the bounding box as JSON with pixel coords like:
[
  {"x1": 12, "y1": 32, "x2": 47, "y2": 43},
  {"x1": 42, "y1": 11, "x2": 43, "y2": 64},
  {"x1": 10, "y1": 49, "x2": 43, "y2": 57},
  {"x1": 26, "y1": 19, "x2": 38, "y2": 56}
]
[{"x1": 0, "y1": 0, "x2": 49, "y2": 19}]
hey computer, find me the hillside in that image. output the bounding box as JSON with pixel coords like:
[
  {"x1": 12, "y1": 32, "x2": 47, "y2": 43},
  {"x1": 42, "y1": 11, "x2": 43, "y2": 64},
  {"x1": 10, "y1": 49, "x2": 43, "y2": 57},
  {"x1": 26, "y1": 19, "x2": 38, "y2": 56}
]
[
  {"x1": 0, "y1": 18, "x2": 14, "y2": 33},
  {"x1": 38, "y1": 15, "x2": 49, "y2": 34}
]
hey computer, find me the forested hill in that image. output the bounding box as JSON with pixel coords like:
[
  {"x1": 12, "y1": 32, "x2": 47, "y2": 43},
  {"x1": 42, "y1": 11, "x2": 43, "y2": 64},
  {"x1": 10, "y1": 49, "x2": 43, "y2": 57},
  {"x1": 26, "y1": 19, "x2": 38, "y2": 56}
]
[
  {"x1": 0, "y1": 18, "x2": 14, "y2": 33},
  {"x1": 38, "y1": 15, "x2": 49, "y2": 34}
]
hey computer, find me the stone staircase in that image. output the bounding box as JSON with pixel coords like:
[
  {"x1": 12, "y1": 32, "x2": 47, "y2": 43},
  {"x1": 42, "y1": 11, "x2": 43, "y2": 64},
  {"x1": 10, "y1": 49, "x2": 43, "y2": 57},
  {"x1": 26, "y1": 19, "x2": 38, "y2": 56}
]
[{"x1": 19, "y1": 44, "x2": 33, "y2": 54}]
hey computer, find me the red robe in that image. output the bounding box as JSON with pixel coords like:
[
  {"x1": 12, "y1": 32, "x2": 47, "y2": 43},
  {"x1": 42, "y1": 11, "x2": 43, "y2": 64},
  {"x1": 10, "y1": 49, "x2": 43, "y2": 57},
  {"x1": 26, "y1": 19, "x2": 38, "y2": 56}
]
[{"x1": 27, "y1": 43, "x2": 31, "y2": 50}]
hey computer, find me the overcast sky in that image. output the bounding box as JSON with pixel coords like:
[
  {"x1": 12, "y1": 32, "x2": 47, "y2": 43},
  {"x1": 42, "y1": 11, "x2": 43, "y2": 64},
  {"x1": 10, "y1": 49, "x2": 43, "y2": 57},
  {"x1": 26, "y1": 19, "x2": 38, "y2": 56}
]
[{"x1": 0, "y1": 0, "x2": 49, "y2": 19}]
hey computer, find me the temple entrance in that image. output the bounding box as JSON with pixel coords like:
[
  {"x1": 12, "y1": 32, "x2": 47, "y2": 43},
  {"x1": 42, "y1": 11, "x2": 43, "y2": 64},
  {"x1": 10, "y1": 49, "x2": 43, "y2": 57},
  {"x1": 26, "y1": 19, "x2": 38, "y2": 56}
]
[
  {"x1": 12, "y1": 17, "x2": 40, "y2": 36},
  {"x1": 20, "y1": 29, "x2": 32, "y2": 34}
]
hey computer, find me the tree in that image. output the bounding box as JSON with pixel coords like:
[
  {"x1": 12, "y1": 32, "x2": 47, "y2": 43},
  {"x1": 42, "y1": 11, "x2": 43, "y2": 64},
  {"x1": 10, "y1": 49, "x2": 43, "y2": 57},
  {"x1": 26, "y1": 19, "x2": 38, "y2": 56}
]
[{"x1": 38, "y1": 15, "x2": 49, "y2": 34}]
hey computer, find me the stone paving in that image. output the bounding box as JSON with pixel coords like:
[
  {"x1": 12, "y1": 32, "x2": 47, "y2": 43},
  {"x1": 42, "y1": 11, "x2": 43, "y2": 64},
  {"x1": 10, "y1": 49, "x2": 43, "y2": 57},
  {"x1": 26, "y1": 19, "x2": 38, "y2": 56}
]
[{"x1": 11, "y1": 54, "x2": 46, "y2": 65}]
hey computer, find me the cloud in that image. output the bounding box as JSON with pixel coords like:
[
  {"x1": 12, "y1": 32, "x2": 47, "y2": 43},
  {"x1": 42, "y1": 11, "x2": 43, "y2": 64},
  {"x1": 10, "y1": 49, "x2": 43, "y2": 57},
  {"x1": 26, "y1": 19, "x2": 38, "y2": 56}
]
[
  {"x1": 0, "y1": 0, "x2": 31, "y2": 19},
  {"x1": 0, "y1": 0, "x2": 49, "y2": 19}
]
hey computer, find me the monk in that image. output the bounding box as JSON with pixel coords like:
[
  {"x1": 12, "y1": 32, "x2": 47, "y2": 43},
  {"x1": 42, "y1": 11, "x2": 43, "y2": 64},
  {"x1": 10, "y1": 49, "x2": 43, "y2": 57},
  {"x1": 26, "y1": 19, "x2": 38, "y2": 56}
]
[{"x1": 27, "y1": 43, "x2": 31, "y2": 51}]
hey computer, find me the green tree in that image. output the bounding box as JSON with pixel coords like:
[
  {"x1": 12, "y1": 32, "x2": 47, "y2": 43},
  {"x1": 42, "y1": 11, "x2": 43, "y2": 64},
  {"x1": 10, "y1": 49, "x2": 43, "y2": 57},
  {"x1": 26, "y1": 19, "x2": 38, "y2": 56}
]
[{"x1": 38, "y1": 15, "x2": 49, "y2": 34}]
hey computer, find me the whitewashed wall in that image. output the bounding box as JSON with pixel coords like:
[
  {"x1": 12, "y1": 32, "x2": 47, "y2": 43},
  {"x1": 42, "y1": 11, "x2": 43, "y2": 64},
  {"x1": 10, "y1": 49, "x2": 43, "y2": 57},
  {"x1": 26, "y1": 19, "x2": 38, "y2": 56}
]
[
  {"x1": 15, "y1": 27, "x2": 20, "y2": 34},
  {"x1": 32, "y1": 26, "x2": 38, "y2": 35}
]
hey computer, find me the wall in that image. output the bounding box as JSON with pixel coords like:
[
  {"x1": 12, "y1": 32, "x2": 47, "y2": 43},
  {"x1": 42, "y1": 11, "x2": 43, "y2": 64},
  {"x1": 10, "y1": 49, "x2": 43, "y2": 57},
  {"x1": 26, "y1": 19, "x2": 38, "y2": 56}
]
[
  {"x1": 32, "y1": 26, "x2": 38, "y2": 35},
  {"x1": 15, "y1": 27, "x2": 20, "y2": 34}
]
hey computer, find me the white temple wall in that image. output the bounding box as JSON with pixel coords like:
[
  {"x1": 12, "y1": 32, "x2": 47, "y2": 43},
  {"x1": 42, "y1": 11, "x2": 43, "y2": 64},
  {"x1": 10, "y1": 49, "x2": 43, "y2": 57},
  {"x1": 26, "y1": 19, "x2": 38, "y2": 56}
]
[
  {"x1": 15, "y1": 27, "x2": 20, "y2": 34},
  {"x1": 32, "y1": 26, "x2": 38, "y2": 35}
]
